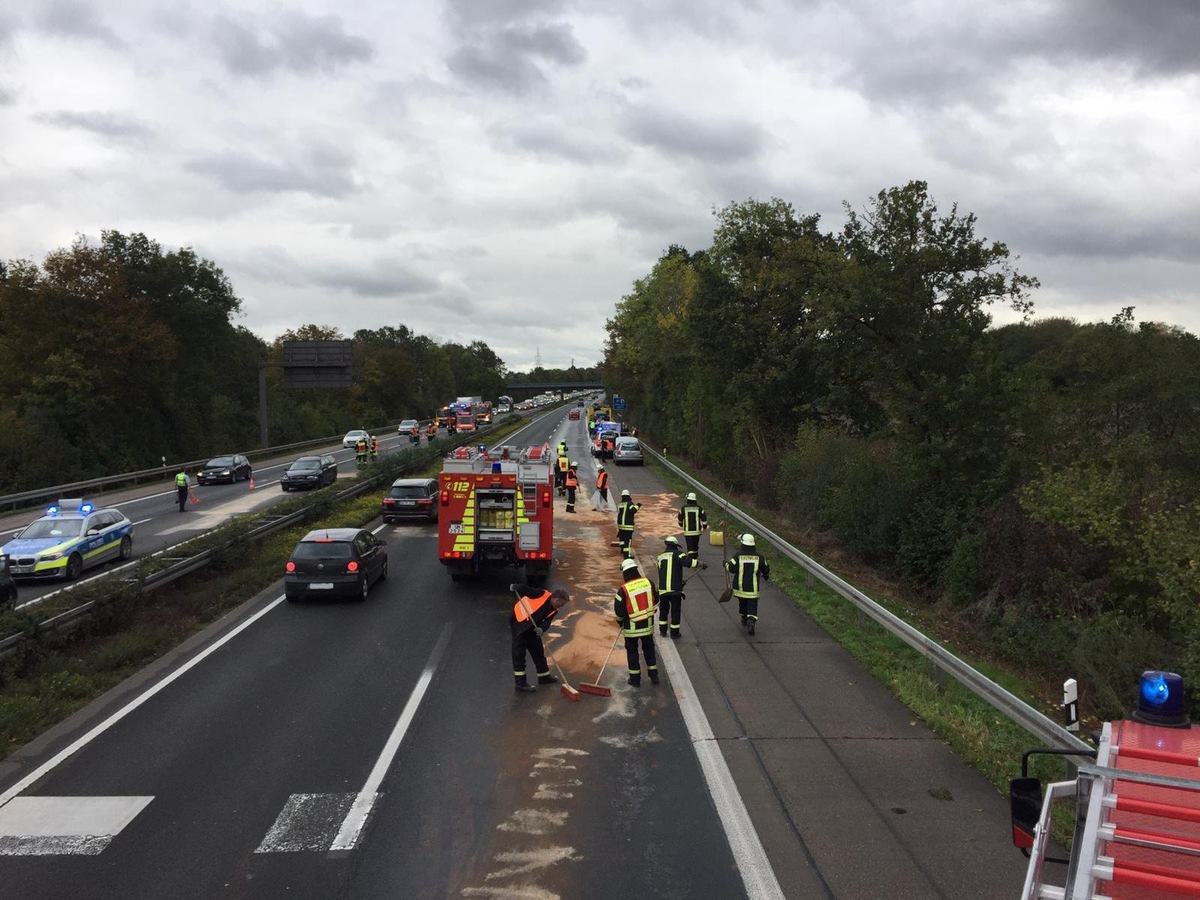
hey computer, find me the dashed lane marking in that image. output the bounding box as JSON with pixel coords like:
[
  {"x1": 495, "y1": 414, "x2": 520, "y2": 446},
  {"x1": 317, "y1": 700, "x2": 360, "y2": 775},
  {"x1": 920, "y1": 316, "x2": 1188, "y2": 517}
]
[{"x1": 0, "y1": 796, "x2": 153, "y2": 856}]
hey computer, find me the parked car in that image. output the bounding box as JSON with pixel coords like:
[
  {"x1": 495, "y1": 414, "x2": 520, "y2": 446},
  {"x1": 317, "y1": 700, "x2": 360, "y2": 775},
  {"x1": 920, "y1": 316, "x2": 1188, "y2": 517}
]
[
  {"x1": 397, "y1": 418, "x2": 420, "y2": 435},
  {"x1": 284, "y1": 528, "x2": 388, "y2": 602},
  {"x1": 0, "y1": 499, "x2": 134, "y2": 580},
  {"x1": 343, "y1": 429, "x2": 371, "y2": 449},
  {"x1": 0, "y1": 557, "x2": 16, "y2": 607},
  {"x1": 382, "y1": 477, "x2": 438, "y2": 523},
  {"x1": 280, "y1": 455, "x2": 338, "y2": 491},
  {"x1": 197, "y1": 454, "x2": 252, "y2": 485},
  {"x1": 613, "y1": 436, "x2": 644, "y2": 466}
]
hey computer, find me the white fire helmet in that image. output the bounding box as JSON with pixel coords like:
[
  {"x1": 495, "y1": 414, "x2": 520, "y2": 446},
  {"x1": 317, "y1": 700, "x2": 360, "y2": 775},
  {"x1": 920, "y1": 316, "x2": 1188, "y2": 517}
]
[
  {"x1": 740, "y1": 533, "x2": 756, "y2": 548},
  {"x1": 686, "y1": 492, "x2": 697, "y2": 502}
]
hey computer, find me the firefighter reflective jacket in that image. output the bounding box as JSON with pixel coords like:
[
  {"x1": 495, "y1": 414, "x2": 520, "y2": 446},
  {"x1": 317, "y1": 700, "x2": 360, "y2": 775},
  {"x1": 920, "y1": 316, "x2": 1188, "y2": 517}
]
[
  {"x1": 511, "y1": 587, "x2": 559, "y2": 637},
  {"x1": 565, "y1": 467, "x2": 578, "y2": 488},
  {"x1": 678, "y1": 502, "x2": 708, "y2": 536},
  {"x1": 724, "y1": 553, "x2": 770, "y2": 599},
  {"x1": 616, "y1": 500, "x2": 641, "y2": 532},
  {"x1": 614, "y1": 576, "x2": 656, "y2": 636},
  {"x1": 596, "y1": 470, "x2": 609, "y2": 491},
  {"x1": 657, "y1": 547, "x2": 699, "y2": 594}
]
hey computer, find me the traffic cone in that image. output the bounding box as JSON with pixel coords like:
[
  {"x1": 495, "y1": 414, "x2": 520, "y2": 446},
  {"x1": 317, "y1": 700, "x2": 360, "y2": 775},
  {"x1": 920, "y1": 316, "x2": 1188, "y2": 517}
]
[{"x1": 248, "y1": 476, "x2": 256, "y2": 491}]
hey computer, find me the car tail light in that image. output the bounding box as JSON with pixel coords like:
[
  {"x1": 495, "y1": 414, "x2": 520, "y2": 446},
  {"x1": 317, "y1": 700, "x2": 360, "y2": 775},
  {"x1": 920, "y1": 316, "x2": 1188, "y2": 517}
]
[
  {"x1": 418, "y1": 498, "x2": 431, "y2": 505},
  {"x1": 286, "y1": 561, "x2": 296, "y2": 573},
  {"x1": 347, "y1": 560, "x2": 359, "y2": 573},
  {"x1": 384, "y1": 499, "x2": 395, "y2": 506}
]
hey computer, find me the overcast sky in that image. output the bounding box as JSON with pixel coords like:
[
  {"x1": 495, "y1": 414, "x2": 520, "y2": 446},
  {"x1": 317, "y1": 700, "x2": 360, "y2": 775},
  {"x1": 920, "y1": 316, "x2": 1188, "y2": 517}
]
[{"x1": 2, "y1": 1, "x2": 1198, "y2": 372}]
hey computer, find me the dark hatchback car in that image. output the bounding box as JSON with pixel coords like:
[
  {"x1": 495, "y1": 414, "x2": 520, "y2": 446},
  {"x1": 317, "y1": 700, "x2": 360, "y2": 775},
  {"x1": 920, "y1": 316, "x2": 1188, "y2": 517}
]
[
  {"x1": 285, "y1": 528, "x2": 388, "y2": 602},
  {"x1": 381, "y1": 477, "x2": 438, "y2": 523},
  {"x1": 197, "y1": 454, "x2": 252, "y2": 485},
  {"x1": 280, "y1": 455, "x2": 338, "y2": 491}
]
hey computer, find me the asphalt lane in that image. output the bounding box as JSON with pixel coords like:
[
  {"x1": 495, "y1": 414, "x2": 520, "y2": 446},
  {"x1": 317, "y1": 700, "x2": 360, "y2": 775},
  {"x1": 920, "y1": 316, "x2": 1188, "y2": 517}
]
[{"x1": 0, "y1": 408, "x2": 1033, "y2": 898}]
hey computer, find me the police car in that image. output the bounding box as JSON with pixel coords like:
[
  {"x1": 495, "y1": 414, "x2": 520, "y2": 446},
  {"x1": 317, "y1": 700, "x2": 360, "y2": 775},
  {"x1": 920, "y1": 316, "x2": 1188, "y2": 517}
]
[{"x1": 0, "y1": 499, "x2": 134, "y2": 581}]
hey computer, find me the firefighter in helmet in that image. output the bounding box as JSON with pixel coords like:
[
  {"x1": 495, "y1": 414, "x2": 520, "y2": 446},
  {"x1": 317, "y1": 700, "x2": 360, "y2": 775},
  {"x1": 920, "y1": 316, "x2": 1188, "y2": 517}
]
[
  {"x1": 510, "y1": 584, "x2": 570, "y2": 692},
  {"x1": 615, "y1": 489, "x2": 641, "y2": 559},
  {"x1": 724, "y1": 533, "x2": 770, "y2": 635},
  {"x1": 677, "y1": 492, "x2": 709, "y2": 560},
  {"x1": 657, "y1": 535, "x2": 705, "y2": 639},
  {"x1": 614, "y1": 558, "x2": 659, "y2": 687},
  {"x1": 564, "y1": 460, "x2": 579, "y2": 513}
]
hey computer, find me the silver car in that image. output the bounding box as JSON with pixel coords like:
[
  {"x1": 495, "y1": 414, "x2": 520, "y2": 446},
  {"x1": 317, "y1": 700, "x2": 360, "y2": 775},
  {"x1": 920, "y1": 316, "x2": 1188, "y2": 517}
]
[{"x1": 613, "y1": 436, "x2": 644, "y2": 466}]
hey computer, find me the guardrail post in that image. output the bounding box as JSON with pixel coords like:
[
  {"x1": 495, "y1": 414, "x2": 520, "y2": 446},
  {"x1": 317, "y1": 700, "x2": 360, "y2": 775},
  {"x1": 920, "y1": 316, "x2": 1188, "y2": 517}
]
[{"x1": 1064, "y1": 678, "x2": 1080, "y2": 780}]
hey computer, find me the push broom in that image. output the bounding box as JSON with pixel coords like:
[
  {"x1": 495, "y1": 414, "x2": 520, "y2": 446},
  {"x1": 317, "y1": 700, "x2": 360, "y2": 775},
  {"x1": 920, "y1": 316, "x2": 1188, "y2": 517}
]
[{"x1": 578, "y1": 632, "x2": 621, "y2": 697}]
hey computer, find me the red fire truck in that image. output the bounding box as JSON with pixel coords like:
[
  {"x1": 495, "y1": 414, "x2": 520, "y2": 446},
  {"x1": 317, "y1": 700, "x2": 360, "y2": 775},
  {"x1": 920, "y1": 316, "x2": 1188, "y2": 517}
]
[
  {"x1": 437, "y1": 444, "x2": 555, "y2": 582},
  {"x1": 1011, "y1": 670, "x2": 1200, "y2": 898}
]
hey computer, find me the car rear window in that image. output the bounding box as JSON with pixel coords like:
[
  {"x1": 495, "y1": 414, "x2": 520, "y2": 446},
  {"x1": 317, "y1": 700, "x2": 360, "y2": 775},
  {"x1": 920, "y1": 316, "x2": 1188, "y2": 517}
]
[
  {"x1": 293, "y1": 541, "x2": 352, "y2": 559},
  {"x1": 389, "y1": 485, "x2": 430, "y2": 499}
]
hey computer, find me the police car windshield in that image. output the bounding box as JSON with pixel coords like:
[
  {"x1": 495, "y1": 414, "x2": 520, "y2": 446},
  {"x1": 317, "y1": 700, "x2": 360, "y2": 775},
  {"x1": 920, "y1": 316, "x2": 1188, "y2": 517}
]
[{"x1": 21, "y1": 519, "x2": 85, "y2": 539}]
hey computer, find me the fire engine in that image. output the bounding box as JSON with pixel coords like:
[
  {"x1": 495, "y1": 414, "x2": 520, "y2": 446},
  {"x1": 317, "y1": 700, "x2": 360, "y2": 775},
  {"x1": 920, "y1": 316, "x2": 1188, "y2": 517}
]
[
  {"x1": 437, "y1": 444, "x2": 555, "y2": 582},
  {"x1": 1011, "y1": 670, "x2": 1200, "y2": 898}
]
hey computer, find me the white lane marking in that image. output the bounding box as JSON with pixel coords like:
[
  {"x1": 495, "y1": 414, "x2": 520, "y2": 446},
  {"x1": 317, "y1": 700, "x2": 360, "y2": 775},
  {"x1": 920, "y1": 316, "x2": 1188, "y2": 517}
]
[
  {"x1": 256, "y1": 793, "x2": 356, "y2": 853},
  {"x1": 658, "y1": 637, "x2": 786, "y2": 900},
  {"x1": 0, "y1": 596, "x2": 287, "y2": 809},
  {"x1": 328, "y1": 622, "x2": 454, "y2": 853},
  {"x1": 0, "y1": 795, "x2": 153, "y2": 855}
]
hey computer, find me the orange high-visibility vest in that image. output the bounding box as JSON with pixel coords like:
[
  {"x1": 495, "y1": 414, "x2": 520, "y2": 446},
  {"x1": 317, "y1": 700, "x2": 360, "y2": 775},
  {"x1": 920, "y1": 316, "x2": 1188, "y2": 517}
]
[
  {"x1": 620, "y1": 576, "x2": 655, "y2": 621},
  {"x1": 513, "y1": 590, "x2": 553, "y2": 622},
  {"x1": 565, "y1": 468, "x2": 578, "y2": 488},
  {"x1": 597, "y1": 470, "x2": 609, "y2": 490}
]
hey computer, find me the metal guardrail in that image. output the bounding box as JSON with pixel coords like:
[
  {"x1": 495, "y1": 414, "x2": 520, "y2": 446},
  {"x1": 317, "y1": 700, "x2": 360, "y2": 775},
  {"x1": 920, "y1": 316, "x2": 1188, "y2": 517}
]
[
  {"x1": 0, "y1": 424, "x2": 402, "y2": 512},
  {"x1": 649, "y1": 446, "x2": 1093, "y2": 755},
  {"x1": 0, "y1": 421, "x2": 515, "y2": 661}
]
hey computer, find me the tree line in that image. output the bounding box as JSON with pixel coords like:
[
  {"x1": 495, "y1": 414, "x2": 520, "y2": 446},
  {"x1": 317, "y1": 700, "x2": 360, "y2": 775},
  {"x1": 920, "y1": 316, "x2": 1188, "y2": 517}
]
[
  {"x1": 605, "y1": 181, "x2": 1200, "y2": 716},
  {"x1": 0, "y1": 231, "x2": 508, "y2": 493}
]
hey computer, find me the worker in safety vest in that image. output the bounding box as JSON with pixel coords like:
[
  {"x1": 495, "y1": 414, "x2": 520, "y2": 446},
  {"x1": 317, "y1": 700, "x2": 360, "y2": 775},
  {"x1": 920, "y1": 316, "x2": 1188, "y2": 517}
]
[
  {"x1": 427, "y1": 421, "x2": 438, "y2": 441},
  {"x1": 509, "y1": 584, "x2": 571, "y2": 692},
  {"x1": 677, "y1": 492, "x2": 709, "y2": 560},
  {"x1": 556, "y1": 449, "x2": 569, "y2": 496},
  {"x1": 175, "y1": 469, "x2": 191, "y2": 512},
  {"x1": 724, "y1": 534, "x2": 770, "y2": 635},
  {"x1": 355, "y1": 437, "x2": 368, "y2": 468},
  {"x1": 614, "y1": 558, "x2": 659, "y2": 687},
  {"x1": 564, "y1": 461, "x2": 579, "y2": 513},
  {"x1": 595, "y1": 464, "x2": 609, "y2": 506},
  {"x1": 409, "y1": 423, "x2": 420, "y2": 444},
  {"x1": 615, "y1": 489, "x2": 641, "y2": 558},
  {"x1": 371, "y1": 436, "x2": 380, "y2": 458},
  {"x1": 657, "y1": 535, "x2": 705, "y2": 639}
]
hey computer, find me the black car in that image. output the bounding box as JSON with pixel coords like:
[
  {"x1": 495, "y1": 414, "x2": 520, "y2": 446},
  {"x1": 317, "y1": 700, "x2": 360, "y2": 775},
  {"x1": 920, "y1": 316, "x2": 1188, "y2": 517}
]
[
  {"x1": 381, "y1": 477, "x2": 438, "y2": 523},
  {"x1": 197, "y1": 454, "x2": 252, "y2": 485},
  {"x1": 0, "y1": 557, "x2": 16, "y2": 608},
  {"x1": 285, "y1": 528, "x2": 388, "y2": 602},
  {"x1": 280, "y1": 455, "x2": 338, "y2": 491}
]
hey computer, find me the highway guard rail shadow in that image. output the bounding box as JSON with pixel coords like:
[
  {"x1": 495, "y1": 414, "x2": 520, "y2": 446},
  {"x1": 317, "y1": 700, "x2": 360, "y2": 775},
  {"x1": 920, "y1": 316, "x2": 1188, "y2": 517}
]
[{"x1": 648, "y1": 444, "x2": 1093, "y2": 756}]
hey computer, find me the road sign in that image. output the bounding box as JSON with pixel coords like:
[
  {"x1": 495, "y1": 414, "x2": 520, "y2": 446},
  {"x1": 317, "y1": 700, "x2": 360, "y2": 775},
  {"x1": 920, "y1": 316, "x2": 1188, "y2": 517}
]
[
  {"x1": 282, "y1": 340, "x2": 353, "y2": 389},
  {"x1": 613, "y1": 395, "x2": 627, "y2": 411}
]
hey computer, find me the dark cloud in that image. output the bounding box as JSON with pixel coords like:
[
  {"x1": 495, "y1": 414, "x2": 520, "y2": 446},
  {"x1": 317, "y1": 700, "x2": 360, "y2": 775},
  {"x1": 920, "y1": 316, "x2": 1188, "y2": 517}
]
[
  {"x1": 444, "y1": 0, "x2": 566, "y2": 29},
  {"x1": 621, "y1": 106, "x2": 766, "y2": 163},
  {"x1": 496, "y1": 119, "x2": 616, "y2": 163},
  {"x1": 37, "y1": 0, "x2": 124, "y2": 50},
  {"x1": 186, "y1": 145, "x2": 358, "y2": 198},
  {"x1": 34, "y1": 110, "x2": 154, "y2": 140},
  {"x1": 313, "y1": 265, "x2": 441, "y2": 298},
  {"x1": 447, "y1": 22, "x2": 586, "y2": 94},
  {"x1": 1045, "y1": 0, "x2": 1200, "y2": 77},
  {"x1": 212, "y1": 11, "x2": 373, "y2": 78}
]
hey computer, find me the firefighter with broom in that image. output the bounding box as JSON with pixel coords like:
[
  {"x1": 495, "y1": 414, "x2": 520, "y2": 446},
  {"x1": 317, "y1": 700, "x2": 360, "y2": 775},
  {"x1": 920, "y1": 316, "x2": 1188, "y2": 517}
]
[
  {"x1": 614, "y1": 558, "x2": 659, "y2": 687},
  {"x1": 510, "y1": 585, "x2": 571, "y2": 693}
]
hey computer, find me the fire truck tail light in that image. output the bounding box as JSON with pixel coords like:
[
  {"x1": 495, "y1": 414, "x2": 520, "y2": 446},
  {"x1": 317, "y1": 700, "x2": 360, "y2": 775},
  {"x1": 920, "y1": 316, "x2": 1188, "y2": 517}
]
[
  {"x1": 541, "y1": 490, "x2": 550, "y2": 507},
  {"x1": 441, "y1": 489, "x2": 450, "y2": 506}
]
